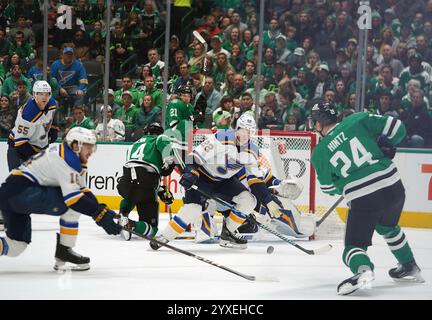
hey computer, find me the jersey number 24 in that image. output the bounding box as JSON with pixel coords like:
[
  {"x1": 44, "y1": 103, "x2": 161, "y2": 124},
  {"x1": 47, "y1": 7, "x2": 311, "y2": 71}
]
[{"x1": 330, "y1": 137, "x2": 378, "y2": 178}]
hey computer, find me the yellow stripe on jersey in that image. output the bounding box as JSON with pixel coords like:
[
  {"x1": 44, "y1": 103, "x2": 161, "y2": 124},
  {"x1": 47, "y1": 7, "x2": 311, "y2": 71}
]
[
  {"x1": 60, "y1": 227, "x2": 79, "y2": 236},
  {"x1": 48, "y1": 106, "x2": 57, "y2": 110},
  {"x1": 14, "y1": 140, "x2": 28, "y2": 147},
  {"x1": 31, "y1": 145, "x2": 41, "y2": 153},
  {"x1": 31, "y1": 111, "x2": 43, "y2": 123},
  {"x1": 247, "y1": 178, "x2": 263, "y2": 186},
  {"x1": 190, "y1": 169, "x2": 200, "y2": 177},
  {"x1": 197, "y1": 168, "x2": 220, "y2": 181},
  {"x1": 79, "y1": 79, "x2": 88, "y2": 84},
  {"x1": 168, "y1": 220, "x2": 185, "y2": 233},
  {"x1": 60, "y1": 144, "x2": 65, "y2": 160},
  {"x1": 238, "y1": 174, "x2": 246, "y2": 181},
  {"x1": 264, "y1": 170, "x2": 273, "y2": 183},
  {"x1": 220, "y1": 140, "x2": 235, "y2": 145},
  {"x1": 65, "y1": 193, "x2": 84, "y2": 206}
]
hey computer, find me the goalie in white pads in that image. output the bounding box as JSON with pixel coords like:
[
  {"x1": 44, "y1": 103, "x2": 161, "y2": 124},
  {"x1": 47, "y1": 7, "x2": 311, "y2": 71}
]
[
  {"x1": 194, "y1": 166, "x2": 315, "y2": 243},
  {"x1": 0, "y1": 127, "x2": 121, "y2": 271},
  {"x1": 150, "y1": 114, "x2": 285, "y2": 249}
]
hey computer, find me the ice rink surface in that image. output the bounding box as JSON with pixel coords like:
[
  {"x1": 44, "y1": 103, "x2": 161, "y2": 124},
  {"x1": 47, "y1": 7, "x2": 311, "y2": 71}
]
[{"x1": 1, "y1": 214, "x2": 431, "y2": 300}]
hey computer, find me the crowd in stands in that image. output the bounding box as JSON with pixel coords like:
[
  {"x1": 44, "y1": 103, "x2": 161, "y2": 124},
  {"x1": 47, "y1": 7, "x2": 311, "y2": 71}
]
[{"x1": 0, "y1": 0, "x2": 431, "y2": 148}]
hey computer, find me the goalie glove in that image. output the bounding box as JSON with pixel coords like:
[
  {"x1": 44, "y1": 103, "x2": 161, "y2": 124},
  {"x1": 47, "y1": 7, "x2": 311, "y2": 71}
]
[
  {"x1": 270, "y1": 177, "x2": 303, "y2": 200},
  {"x1": 158, "y1": 185, "x2": 174, "y2": 205}
]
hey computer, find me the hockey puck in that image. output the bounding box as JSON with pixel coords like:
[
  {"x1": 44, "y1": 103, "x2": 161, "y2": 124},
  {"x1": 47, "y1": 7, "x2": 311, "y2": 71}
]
[{"x1": 266, "y1": 246, "x2": 274, "y2": 254}]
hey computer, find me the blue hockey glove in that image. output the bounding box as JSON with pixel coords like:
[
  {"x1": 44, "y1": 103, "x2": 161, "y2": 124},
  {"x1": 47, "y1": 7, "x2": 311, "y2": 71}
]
[
  {"x1": 93, "y1": 204, "x2": 122, "y2": 235},
  {"x1": 180, "y1": 168, "x2": 199, "y2": 190}
]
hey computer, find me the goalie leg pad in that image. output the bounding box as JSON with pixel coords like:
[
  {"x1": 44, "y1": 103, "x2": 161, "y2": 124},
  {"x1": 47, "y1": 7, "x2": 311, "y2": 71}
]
[
  {"x1": 232, "y1": 191, "x2": 257, "y2": 215},
  {"x1": 163, "y1": 203, "x2": 202, "y2": 240}
]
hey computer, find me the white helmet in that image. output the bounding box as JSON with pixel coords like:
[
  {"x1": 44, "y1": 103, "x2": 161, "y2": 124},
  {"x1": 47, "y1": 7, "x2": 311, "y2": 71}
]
[
  {"x1": 236, "y1": 113, "x2": 257, "y2": 132},
  {"x1": 33, "y1": 80, "x2": 52, "y2": 96},
  {"x1": 65, "y1": 127, "x2": 97, "y2": 154}
]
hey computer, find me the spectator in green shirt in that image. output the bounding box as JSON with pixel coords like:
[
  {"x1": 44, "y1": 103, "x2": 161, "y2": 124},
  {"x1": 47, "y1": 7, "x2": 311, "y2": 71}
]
[
  {"x1": 114, "y1": 90, "x2": 140, "y2": 141},
  {"x1": 1, "y1": 64, "x2": 31, "y2": 97},
  {"x1": 65, "y1": 104, "x2": 96, "y2": 135}
]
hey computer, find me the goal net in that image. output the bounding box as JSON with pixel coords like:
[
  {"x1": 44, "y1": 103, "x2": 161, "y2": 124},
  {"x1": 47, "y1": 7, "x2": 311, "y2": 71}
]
[{"x1": 189, "y1": 129, "x2": 345, "y2": 240}]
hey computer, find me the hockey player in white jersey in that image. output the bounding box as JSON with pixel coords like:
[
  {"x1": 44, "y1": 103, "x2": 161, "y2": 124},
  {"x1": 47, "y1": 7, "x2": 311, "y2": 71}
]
[
  {"x1": 7, "y1": 80, "x2": 59, "y2": 170},
  {"x1": 150, "y1": 113, "x2": 285, "y2": 250},
  {"x1": 195, "y1": 151, "x2": 314, "y2": 243},
  {"x1": 0, "y1": 127, "x2": 121, "y2": 271},
  {"x1": 1, "y1": 80, "x2": 58, "y2": 230}
]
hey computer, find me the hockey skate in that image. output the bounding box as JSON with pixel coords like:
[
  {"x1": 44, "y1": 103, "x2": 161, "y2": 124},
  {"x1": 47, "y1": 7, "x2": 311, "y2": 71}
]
[
  {"x1": 337, "y1": 269, "x2": 375, "y2": 295},
  {"x1": 149, "y1": 235, "x2": 169, "y2": 251},
  {"x1": 118, "y1": 214, "x2": 132, "y2": 241},
  {"x1": 389, "y1": 261, "x2": 425, "y2": 283},
  {"x1": 219, "y1": 222, "x2": 247, "y2": 249},
  {"x1": 54, "y1": 233, "x2": 90, "y2": 271}
]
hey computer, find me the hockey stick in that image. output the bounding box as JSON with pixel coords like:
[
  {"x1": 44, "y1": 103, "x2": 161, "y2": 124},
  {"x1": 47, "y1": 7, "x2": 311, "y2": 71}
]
[
  {"x1": 121, "y1": 225, "x2": 277, "y2": 282},
  {"x1": 316, "y1": 195, "x2": 344, "y2": 228},
  {"x1": 190, "y1": 185, "x2": 332, "y2": 255}
]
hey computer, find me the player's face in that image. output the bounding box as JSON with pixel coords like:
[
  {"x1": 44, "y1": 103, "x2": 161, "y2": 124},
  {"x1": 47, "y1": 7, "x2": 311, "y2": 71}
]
[
  {"x1": 34, "y1": 92, "x2": 50, "y2": 109},
  {"x1": 236, "y1": 128, "x2": 251, "y2": 146},
  {"x1": 180, "y1": 93, "x2": 192, "y2": 104},
  {"x1": 79, "y1": 143, "x2": 96, "y2": 163}
]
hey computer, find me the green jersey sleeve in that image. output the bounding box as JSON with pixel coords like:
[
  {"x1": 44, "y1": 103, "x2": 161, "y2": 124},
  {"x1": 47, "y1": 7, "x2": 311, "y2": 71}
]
[
  {"x1": 156, "y1": 134, "x2": 174, "y2": 164},
  {"x1": 363, "y1": 113, "x2": 406, "y2": 145}
]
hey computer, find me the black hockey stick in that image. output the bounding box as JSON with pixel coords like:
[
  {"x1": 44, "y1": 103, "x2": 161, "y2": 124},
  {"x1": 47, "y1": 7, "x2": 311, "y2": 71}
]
[
  {"x1": 190, "y1": 185, "x2": 332, "y2": 255},
  {"x1": 121, "y1": 225, "x2": 278, "y2": 282},
  {"x1": 316, "y1": 196, "x2": 345, "y2": 228}
]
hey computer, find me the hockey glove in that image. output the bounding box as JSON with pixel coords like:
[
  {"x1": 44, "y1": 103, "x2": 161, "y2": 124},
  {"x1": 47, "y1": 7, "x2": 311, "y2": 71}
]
[
  {"x1": 93, "y1": 204, "x2": 122, "y2": 235},
  {"x1": 180, "y1": 168, "x2": 199, "y2": 190},
  {"x1": 270, "y1": 177, "x2": 303, "y2": 200},
  {"x1": 377, "y1": 134, "x2": 396, "y2": 159},
  {"x1": 158, "y1": 185, "x2": 174, "y2": 205}
]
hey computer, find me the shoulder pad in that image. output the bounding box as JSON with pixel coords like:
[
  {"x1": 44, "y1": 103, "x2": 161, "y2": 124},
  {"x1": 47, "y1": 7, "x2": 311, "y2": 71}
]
[
  {"x1": 21, "y1": 99, "x2": 43, "y2": 123},
  {"x1": 59, "y1": 143, "x2": 83, "y2": 173}
]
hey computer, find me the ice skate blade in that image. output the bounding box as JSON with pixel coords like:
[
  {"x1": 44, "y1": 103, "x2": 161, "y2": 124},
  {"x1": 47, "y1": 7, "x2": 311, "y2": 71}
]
[
  {"x1": 54, "y1": 259, "x2": 90, "y2": 272},
  {"x1": 391, "y1": 273, "x2": 425, "y2": 283},
  {"x1": 219, "y1": 240, "x2": 247, "y2": 249},
  {"x1": 337, "y1": 270, "x2": 375, "y2": 296}
]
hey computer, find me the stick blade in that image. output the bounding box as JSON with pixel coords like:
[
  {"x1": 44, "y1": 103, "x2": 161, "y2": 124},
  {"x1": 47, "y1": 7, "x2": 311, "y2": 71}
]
[{"x1": 312, "y1": 244, "x2": 333, "y2": 255}]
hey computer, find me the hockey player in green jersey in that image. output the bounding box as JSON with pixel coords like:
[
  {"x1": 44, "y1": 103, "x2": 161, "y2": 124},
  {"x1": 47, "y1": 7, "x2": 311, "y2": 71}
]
[
  {"x1": 310, "y1": 102, "x2": 424, "y2": 296},
  {"x1": 165, "y1": 85, "x2": 205, "y2": 166},
  {"x1": 116, "y1": 123, "x2": 176, "y2": 240}
]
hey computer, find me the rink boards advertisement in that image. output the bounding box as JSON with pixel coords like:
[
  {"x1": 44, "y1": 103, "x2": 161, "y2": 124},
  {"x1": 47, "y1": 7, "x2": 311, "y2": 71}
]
[{"x1": 0, "y1": 141, "x2": 431, "y2": 228}]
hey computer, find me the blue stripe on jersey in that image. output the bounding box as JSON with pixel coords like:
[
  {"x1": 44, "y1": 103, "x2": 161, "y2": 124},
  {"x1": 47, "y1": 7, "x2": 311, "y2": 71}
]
[
  {"x1": 60, "y1": 143, "x2": 83, "y2": 173},
  {"x1": 235, "y1": 167, "x2": 246, "y2": 180},
  {"x1": 60, "y1": 219, "x2": 79, "y2": 229},
  {"x1": 21, "y1": 99, "x2": 41, "y2": 122},
  {"x1": 172, "y1": 215, "x2": 188, "y2": 230}
]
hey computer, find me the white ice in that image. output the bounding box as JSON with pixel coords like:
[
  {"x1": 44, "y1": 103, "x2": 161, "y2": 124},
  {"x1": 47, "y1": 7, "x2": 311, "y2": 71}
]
[{"x1": 1, "y1": 213, "x2": 431, "y2": 300}]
